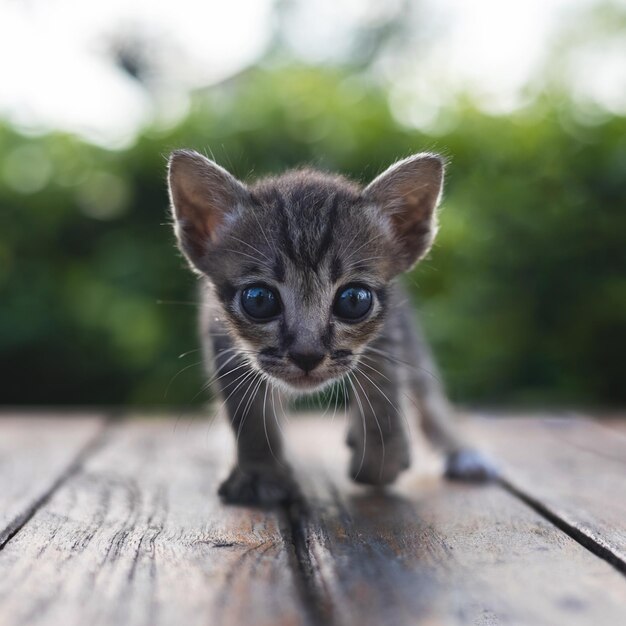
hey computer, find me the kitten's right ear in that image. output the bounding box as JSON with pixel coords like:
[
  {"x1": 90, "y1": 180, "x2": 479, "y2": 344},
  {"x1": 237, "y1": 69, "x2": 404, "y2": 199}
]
[
  {"x1": 363, "y1": 153, "x2": 445, "y2": 273},
  {"x1": 168, "y1": 149, "x2": 250, "y2": 271}
]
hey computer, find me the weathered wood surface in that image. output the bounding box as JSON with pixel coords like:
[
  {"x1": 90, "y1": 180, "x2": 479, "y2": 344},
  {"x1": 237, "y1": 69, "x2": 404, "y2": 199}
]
[
  {"x1": 287, "y1": 418, "x2": 626, "y2": 626},
  {"x1": 0, "y1": 418, "x2": 308, "y2": 626},
  {"x1": 0, "y1": 413, "x2": 625, "y2": 626},
  {"x1": 465, "y1": 415, "x2": 626, "y2": 572},
  {"x1": 0, "y1": 413, "x2": 104, "y2": 546}
]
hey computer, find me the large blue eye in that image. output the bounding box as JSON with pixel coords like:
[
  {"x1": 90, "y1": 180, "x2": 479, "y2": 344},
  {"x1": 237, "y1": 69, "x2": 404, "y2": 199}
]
[
  {"x1": 241, "y1": 286, "x2": 281, "y2": 320},
  {"x1": 333, "y1": 285, "x2": 373, "y2": 321}
]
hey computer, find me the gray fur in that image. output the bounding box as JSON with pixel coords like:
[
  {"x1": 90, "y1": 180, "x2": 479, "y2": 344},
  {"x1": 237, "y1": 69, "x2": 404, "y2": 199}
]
[{"x1": 168, "y1": 150, "x2": 498, "y2": 506}]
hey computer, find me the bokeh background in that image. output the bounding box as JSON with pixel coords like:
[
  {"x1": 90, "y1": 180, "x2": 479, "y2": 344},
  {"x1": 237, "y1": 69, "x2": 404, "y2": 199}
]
[{"x1": 1, "y1": 0, "x2": 625, "y2": 409}]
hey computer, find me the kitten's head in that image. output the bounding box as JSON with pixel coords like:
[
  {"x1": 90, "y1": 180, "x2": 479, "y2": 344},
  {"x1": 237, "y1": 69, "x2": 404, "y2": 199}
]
[{"x1": 168, "y1": 150, "x2": 444, "y2": 392}]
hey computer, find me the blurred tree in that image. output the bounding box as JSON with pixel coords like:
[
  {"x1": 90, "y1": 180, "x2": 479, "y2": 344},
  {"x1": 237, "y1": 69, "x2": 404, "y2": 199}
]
[{"x1": 0, "y1": 65, "x2": 624, "y2": 408}]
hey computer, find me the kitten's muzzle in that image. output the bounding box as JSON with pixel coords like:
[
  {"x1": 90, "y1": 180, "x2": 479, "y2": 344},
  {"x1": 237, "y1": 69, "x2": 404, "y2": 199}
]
[{"x1": 288, "y1": 349, "x2": 325, "y2": 374}]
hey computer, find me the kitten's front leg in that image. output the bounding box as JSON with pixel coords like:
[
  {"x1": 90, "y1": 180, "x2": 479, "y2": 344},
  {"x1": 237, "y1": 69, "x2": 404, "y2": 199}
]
[
  {"x1": 346, "y1": 356, "x2": 411, "y2": 486},
  {"x1": 212, "y1": 347, "x2": 298, "y2": 506}
]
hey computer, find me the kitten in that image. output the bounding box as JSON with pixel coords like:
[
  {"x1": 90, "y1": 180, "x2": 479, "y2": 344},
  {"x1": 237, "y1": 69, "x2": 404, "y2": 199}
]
[{"x1": 167, "y1": 150, "x2": 498, "y2": 506}]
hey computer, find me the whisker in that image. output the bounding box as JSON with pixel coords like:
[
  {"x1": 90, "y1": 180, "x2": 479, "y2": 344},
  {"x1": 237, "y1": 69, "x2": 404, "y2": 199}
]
[
  {"x1": 277, "y1": 387, "x2": 289, "y2": 423},
  {"x1": 342, "y1": 232, "x2": 386, "y2": 265},
  {"x1": 211, "y1": 369, "x2": 257, "y2": 425},
  {"x1": 234, "y1": 371, "x2": 262, "y2": 445},
  {"x1": 262, "y1": 378, "x2": 283, "y2": 467},
  {"x1": 165, "y1": 360, "x2": 203, "y2": 400},
  {"x1": 351, "y1": 370, "x2": 386, "y2": 482},
  {"x1": 354, "y1": 363, "x2": 412, "y2": 437},
  {"x1": 178, "y1": 348, "x2": 201, "y2": 359},
  {"x1": 363, "y1": 346, "x2": 441, "y2": 383},
  {"x1": 355, "y1": 362, "x2": 417, "y2": 443},
  {"x1": 227, "y1": 234, "x2": 273, "y2": 264},
  {"x1": 220, "y1": 247, "x2": 274, "y2": 271},
  {"x1": 271, "y1": 384, "x2": 286, "y2": 438},
  {"x1": 346, "y1": 373, "x2": 367, "y2": 480},
  {"x1": 236, "y1": 373, "x2": 266, "y2": 452}
]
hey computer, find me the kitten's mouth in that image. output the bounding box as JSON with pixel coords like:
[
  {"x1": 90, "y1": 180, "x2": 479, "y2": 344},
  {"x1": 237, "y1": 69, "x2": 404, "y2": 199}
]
[
  {"x1": 281, "y1": 373, "x2": 332, "y2": 391},
  {"x1": 257, "y1": 356, "x2": 353, "y2": 393}
]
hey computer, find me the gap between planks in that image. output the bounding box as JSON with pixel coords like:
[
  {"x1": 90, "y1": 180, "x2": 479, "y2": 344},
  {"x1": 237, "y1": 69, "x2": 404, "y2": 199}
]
[
  {"x1": 0, "y1": 413, "x2": 112, "y2": 550},
  {"x1": 463, "y1": 414, "x2": 626, "y2": 578},
  {"x1": 500, "y1": 478, "x2": 626, "y2": 576}
]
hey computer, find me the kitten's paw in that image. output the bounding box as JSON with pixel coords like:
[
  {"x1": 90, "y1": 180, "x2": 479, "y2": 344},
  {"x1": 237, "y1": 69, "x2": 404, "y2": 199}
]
[
  {"x1": 445, "y1": 448, "x2": 499, "y2": 483},
  {"x1": 218, "y1": 465, "x2": 300, "y2": 507},
  {"x1": 348, "y1": 436, "x2": 411, "y2": 486}
]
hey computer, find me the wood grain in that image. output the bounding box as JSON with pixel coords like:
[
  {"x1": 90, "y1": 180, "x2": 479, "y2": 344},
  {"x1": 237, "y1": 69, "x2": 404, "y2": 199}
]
[
  {"x1": 465, "y1": 415, "x2": 626, "y2": 571},
  {"x1": 287, "y1": 417, "x2": 626, "y2": 626},
  {"x1": 0, "y1": 418, "x2": 309, "y2": 626},
  {"x1": 0, "y1": 413, "x2": 104, "y2": 546},
  {"x1": 2, "y1": 413, "x2": 625, "y2": 626}
]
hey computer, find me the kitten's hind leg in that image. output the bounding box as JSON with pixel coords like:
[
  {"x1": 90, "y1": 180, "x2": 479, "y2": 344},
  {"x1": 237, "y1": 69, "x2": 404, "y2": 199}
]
[
  {"x1": 211, "y1": 343, "x2": 299, "y2": 506},
  {"x1": 401, "y1": 315, "x2": 499, "y2": 482}
]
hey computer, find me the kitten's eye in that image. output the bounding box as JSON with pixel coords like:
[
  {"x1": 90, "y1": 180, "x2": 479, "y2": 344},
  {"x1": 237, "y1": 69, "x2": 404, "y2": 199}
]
[
  {"x1": 333, "y1": 285, "x2": 372, "y2": 321},
  {"x1": 241, "y1": 286, "x2": 281, "y2": 321}
]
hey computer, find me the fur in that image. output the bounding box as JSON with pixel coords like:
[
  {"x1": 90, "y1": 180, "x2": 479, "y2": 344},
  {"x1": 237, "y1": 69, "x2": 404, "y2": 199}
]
[{"x1": 167, "y1": 150, "x2": 498, "y2": 506}]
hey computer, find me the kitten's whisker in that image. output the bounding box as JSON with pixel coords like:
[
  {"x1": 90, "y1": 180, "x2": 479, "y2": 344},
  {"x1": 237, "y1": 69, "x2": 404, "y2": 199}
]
[
  {"x1": 354, "y1": 363, "x2": 412, "y2": 440},
  {"x1": 319, "y1": 385, "x2": 335, "y2": 419},
  {"x1": 262, "y1": 379, "x2": 283, "y2": 467},
  {"x1": 178, "y1": 348, "x2": 201, "y2": 359},
  {"x1": 277, "y1": 387, "x2": 289, "y2": 423},
  {"x1": 344, "y1": 255, "x2": 386, "y2": 268},
  {"x1": 238, "y1": 372, "x2": 267, "y2": 451},
  {"x1": 342, "y1": 231, "x2": 386, "y2": 266},
  {"x1": 221, "y1": 247, "x2": 274, "y2": 271},
  {"x1": 248, "y1": 204, "x2": 274, "y2": 255},
  {"x1": 356, "y1": 358, "x2": 393, "y2": 383},
  {"x1": 204, "y1": 366, "x2": 258, "y2": 429},
  {"x1": 165, "y1": 360, "x2": 203, "y2": 399},
  {"x1": 351, "y1": 370, "x2": 386, "y2": 482},
  {"x1": 271, "y1": 384, "x2": 286, "y2": 438},
  {"x1": 363, "y1": 347, "x2": 441, "y2": 383},
  {"x1": 209, "y1": 360, "x2": 254, "y2": 388},
  {"x1": 328, "y1": 385, "x2": 339, "y2": 424},
  {"x1": 227, "y1": 234, "x2": 273, "y2": 263},
  {"x1": 240, "y1": 368, "x2": 268, "y2": 427},
  {"x1": 199, "y1": 351, "x2": 250, "y2": 398},
  {"x1": 172, "y1": 348, "x2": 250, "y2": 432},
  {"x1": 346, "y1": 373, "x2": 367, "y2": 480},
  {"x1": 359, "y1": 361, "x2": 420, "y2": 439},
  {"x1": 234, "y1": 371, "x2": 263, "y2": 445}
]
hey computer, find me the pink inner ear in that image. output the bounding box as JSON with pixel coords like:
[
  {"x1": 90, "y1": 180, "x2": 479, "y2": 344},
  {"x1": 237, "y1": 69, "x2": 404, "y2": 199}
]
[
  {"x1": 175, "y1": 184, "x2": 223, "y2": 244},
  {"x1": 365, "y1": 154, "x2": 444, "y2": 271},
  {"x1": 168, "y1": 150, "x2": 249, "y2": 263}
]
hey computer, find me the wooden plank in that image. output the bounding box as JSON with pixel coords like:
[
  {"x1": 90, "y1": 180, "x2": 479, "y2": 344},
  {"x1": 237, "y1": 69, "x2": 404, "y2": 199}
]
[
  {"x1": 601, "y1": 418, "x2": 626, "y2": 436},
  {"x1": 0, "y1": 413, "x2": 105, "y2": 546},
  {"x1": 0, "y1": 418, "x2": 309, "y2": 626},
  {"x1": 465, "y1": 415, "x2": 626, "y2": 571},
  {"x1": 287, "y1": 417, "x2": 626, "y2": 626}
]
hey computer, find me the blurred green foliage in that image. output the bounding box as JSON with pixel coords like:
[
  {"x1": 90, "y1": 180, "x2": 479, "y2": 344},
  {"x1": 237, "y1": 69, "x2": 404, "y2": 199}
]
[{"x1": 1, "y1": 65, "x2": 625, "y2": 407}]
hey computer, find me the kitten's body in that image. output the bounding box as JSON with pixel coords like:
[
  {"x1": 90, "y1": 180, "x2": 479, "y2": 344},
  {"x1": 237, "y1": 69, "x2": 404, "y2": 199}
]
[{"x1": 168, "y1": 151, "x2": 496, "y2": 506}]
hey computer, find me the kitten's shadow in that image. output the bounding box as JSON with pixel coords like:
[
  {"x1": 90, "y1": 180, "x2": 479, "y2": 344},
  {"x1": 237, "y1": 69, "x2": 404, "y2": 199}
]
[{"x1": 288, "y1": 479, "x2": 427, "y2": 536}]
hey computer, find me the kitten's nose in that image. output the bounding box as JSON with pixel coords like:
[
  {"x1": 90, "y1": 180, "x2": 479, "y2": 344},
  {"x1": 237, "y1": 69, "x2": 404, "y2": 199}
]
[{"x1": 288, "y1": 350, "x2": 325, "y2": 373}]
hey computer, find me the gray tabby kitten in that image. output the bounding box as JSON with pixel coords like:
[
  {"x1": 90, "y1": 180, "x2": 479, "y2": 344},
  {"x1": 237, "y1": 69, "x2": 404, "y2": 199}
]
[{"x1": 168, "y1": 150, "x2": 497, "y2": 506}]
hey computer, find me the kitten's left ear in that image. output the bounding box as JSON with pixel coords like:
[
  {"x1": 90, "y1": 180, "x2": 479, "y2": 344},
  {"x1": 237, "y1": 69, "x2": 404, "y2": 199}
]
[{"x1": 363, "y1": 153, "x2": 445, "y2": 272}]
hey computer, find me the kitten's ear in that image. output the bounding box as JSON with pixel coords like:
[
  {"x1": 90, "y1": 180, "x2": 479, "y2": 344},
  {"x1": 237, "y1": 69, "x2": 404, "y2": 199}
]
[
  {"x1": 363, "y1": 153, "x2": 445, "y2": 272},
  {"x1": 168, "y1": 149, "x2": 250, "y2": 270}
]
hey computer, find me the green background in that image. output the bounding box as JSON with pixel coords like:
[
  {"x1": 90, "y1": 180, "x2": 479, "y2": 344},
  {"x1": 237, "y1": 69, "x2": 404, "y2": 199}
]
[{"x1": 1, "y1": 61, "x2": 625, "y2": 408}]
